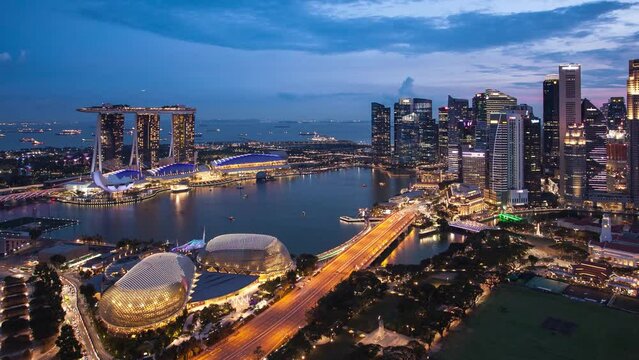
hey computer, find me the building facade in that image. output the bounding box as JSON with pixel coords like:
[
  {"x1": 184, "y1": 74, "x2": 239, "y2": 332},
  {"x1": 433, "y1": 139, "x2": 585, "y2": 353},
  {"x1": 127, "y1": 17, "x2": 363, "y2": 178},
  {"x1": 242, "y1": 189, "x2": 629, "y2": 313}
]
[
  {"x1": 607, "y1": 97, "x2": 627, "y2": 130},
  {"x1": 461, "y1": 145, "x2": 487, "y2": 189},
  {"x1": 99, "y1": 112, "x2": 125, "y2": 163},
  {"x1": 371, "y1": 103, "x2": 391, "y2": 165},
  {"x1": 438, "y1": 106, "x2": 449, "y2": 164},
  {"x1": 628, "y1": 59, "x2": 639, "y2": 206},
  {"x1": 136, "y1": 113, "x2": 161, "y2": 168},
  {"x1": 558, "y1": 64, "x2": 582, "y2": 201},
  {"x1": 564, "y1": 123, "x2": 587, "y2": 206},
  {"x1": 171, "y1": 113, "x2": 195, "y2": 163},
  {"x1": 543, "y1": 74, "x2": 560, "y2": 177},
  {"x1": 393, "y1": 98, "x2": 433, "y2": 167}
]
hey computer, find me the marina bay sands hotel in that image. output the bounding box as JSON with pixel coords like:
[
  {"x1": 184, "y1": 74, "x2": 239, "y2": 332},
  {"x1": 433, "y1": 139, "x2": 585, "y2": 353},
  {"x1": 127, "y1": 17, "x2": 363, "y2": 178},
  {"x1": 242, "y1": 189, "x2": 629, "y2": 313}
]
[{"x1": 77, "y1": 104, "x2": 195, "y2": 170}]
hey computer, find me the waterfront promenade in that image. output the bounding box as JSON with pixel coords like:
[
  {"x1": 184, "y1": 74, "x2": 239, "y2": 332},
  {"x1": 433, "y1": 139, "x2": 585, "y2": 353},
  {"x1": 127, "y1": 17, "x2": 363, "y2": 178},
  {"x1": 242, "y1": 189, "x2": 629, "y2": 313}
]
[{"x1": 195, "y1": 207, "x2": 417, "y2": 359}]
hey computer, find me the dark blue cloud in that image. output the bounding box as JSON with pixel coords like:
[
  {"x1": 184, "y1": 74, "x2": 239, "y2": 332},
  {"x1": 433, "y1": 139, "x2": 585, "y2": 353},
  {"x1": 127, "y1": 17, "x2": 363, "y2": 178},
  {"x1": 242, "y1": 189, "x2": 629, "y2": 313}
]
[{"x1": 71, "y1": 0, "x2": 632, "y2": 54}]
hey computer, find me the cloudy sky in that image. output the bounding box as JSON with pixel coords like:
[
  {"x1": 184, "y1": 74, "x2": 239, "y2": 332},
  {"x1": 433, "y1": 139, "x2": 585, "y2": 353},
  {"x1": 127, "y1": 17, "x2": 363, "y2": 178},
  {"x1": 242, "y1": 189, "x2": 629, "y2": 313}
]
[{"x1": 1, "y1": 0, "x2": 637, "y2": 122}]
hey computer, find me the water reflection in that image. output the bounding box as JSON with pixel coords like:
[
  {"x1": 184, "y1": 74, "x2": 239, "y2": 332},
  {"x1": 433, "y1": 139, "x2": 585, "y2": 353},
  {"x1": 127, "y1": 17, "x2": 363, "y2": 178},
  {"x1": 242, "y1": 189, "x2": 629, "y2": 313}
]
[
  {"x1": 384, "y1": 231, "x2": 466, "y2": 265},
  {"x1": 2, "y1": 168, "x2": 414, "y2": 256}
]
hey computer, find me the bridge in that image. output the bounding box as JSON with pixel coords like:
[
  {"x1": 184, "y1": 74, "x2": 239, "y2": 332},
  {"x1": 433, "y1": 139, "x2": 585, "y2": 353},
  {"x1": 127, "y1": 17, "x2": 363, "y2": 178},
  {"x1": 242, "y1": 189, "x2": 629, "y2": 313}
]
[
  {"x1": 0, "y1": 188, "x2": 58, "y2": 203},
  {"x1": 449, "y1": 220, "x2": 497, "y2": 233},
  {"x1": 195, "y1": 208, "x2": 417, "y2": 360}
]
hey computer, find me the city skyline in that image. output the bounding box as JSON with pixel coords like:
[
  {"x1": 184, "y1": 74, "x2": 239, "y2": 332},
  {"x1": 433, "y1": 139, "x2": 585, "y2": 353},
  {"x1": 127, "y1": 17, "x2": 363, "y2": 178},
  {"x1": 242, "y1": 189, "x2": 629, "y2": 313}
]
[{"x1": 2, "y1": 1, "x2": 639, "y2": 122}]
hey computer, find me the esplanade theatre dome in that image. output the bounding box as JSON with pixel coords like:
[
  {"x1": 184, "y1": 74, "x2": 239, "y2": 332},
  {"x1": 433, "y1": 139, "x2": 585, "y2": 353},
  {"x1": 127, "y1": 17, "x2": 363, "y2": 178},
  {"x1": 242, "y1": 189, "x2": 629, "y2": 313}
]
[
  {"x1": 98, "y1": 252, "x2": 196, "y2": 334},
  {"x1": 197, "y1": 234, "x2": 294, "y2": 278}
]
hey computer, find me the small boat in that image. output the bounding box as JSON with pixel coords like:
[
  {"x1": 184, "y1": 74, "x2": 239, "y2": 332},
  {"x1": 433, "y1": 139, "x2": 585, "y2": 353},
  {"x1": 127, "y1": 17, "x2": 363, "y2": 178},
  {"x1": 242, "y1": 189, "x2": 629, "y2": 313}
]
[
  {"x1": 228, "y1": 216, "x2": 235, "y2": 221},
  {"x1": 170, "y1": 184, "x2": 190, "y2": 193},
  {"x1": 378, "y1": 182, "x2": 386, "y2": 186},
  {"x1": 20, "y1": 137, "x2": 36, "y2": 143},
  {"x1": 32, "y1": 140, "x2": 44, "y2": 145},
  {"x1": 301, "y1": 211, "x2": 306, "y2": 216},
  {"x1": 18, "y1": 128, "x2": 44, "y2": 133},
  {"x1": 361, "y1": 184, "x2": 368, "y2": 188},
  {"x1": 242, "y1": 194, "x2": 248, "y2": 199},
  {"x1": 56, "y1": 129, "x2": 82, "y2": 136}
]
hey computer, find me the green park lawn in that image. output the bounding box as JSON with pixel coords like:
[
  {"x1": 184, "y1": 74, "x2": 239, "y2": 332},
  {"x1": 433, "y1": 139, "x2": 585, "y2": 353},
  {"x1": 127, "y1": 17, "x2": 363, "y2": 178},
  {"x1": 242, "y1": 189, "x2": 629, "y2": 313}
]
[{"x1": 438, "y1": 285, "x2": 639, "y2": 360}]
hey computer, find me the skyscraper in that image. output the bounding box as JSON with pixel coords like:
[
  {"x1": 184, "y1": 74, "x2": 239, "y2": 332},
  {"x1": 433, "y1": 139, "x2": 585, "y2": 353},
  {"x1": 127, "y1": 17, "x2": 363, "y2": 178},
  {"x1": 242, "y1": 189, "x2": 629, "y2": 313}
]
[
  {"x1": 136, "y1": 113, "x2": 160, "y2": 168},
  {"x1": 438, "y1": 106, "x2": 449, "y2": 163},
  {"x1": 564, "y1": 123, "x2": 587, "y2": 206},
  {"x1": 415, "y1": 99, "x2": 437, "y2": 164},
  {"x1": 543, "y1": 74, "x2": 560, "y2": 176},
  {"x1": 581, "y1": 98, "x2": 607, "y2": 163},
  {"x1": 371, "y1": 103, "x2": 391, "y2": 165},
  {"x1": 627, "y1": 59, "x2": 639, "y2": 205},
  {"x1": 170, "y1": 112, "x2": 195, "y2": 163},
  {"x1": 99, "y1": 112, "x2": 125, "y2": 164},
  {"x1": 461, "y1": 145, "x2": 487, "y2": 190},
  {"x1": 607, "y1": 97, "x2": 627, "y2": 130},
  {"x1": 484, "y1": 89, "x2": 517, "y2": 119},
  {"x1": 507, "y1": 105, "x2": 542, "y2": 193},
  {"x1": 447, "y1": 96, "x2": 468, "y2": 176},
  {"x1": 558, "y1": 63, "x2": 582, "y2": 201},
  {"x1": 489, "y1": 113, "x2": 527, "y2": 206},
  {"x1": 447, "y1": 96, "x2": 468, "y2": 147},
  {"x1": 472, "y1": 92, "x2": 487, "y2": 149},
  {"x1": 606, "y1": 129, "x2": 627, "y2": 193},
  {"x1": 394, "y1": 98, "x2": 433, "y2": 167}
]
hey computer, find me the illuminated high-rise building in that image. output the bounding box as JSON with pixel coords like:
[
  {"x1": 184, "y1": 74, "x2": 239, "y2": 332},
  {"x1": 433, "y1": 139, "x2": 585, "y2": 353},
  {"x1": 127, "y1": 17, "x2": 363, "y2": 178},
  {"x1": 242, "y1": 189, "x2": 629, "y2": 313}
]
[
  {"x1": 415, "y1": 99, "x2": 437, "y2": 164},
  {"x1": 606, "y1": 97, "x2": 627, "y2": 130},
  {"x1": 543, "y1": 74, "x2": 560, "y2": 176},
  {"x1": 393, "y1": 98, "x2": 433, "y2": 167},
  {"x1": 371, "y1": 103, "x2": 391, "y2": 165},
  {"x1": 582, "y1": 98, "x2": 608, "y2": 173},
  {"x1": 558, "y1": 64, "x2": 582, "y2": 201},
  {"x1": 472, "y1": 92, "x2": 487, "y2": 149},
  {"x1": 99, "y1": 112, "x2": 125, "y2": 163},
  {"x1": 628, "y1": 59, "x2": 639, "y2": 205},
  {"x1": 489, "y1": 112, "x2": 527, "y2": 206},
  {"x1": 446, "y1": 96, "x2": 468, "y2": 176},
  {"x1": 461, "y1": 145, "x2": 486, "y2": 190},
  {"x1": 438, "y1": 106, "x2": 449, "y2": 162},
  {"x1": 564, "y1": 123, "x2": 587, "y2": 206},
  {"x1": 484, "y1": 89, "x2": 517, "y2": 119},
  {"x1": 507, "y1": 105, "x2": 542, "y2": 193},
  {"x1": 447, "y1": 96, "x2": 468, "y2": 147},
  {"x1": 606, "y1": 129, "x2": 627, "y2": 193},
  {"x1": 170, "y1": 112, "x2": 195, "y2": 163},
  {"x1": 136, "y1": 113, "x2": 161, "y2": 167}
]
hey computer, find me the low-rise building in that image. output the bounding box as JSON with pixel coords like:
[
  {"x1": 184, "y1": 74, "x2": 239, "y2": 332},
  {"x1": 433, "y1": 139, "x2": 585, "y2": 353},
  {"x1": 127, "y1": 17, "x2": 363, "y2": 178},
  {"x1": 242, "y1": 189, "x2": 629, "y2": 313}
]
[{"x1": 447, "y1": 183, "x2": 486, "y2": 216}]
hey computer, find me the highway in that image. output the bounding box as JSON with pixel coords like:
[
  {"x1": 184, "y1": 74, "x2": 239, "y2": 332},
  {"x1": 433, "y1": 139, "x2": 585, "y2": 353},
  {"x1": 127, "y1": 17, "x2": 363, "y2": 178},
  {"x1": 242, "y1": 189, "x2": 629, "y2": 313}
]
[{"x1": 196, "y1": 208, "x2": 416, "y2": 360}]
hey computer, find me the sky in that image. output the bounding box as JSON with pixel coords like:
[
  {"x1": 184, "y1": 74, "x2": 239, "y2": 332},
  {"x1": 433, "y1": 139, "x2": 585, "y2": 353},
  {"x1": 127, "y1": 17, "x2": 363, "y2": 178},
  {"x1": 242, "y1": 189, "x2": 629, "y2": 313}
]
[{"x1": 1, "y1": 0, "x2": 638, "y2": 122}]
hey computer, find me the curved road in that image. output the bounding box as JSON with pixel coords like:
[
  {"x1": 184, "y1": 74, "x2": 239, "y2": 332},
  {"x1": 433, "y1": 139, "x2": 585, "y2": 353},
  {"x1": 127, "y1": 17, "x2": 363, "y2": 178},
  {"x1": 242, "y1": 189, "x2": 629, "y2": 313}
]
[{"x1": 195, "y1": 208, "x2": 416, "y2": 359}]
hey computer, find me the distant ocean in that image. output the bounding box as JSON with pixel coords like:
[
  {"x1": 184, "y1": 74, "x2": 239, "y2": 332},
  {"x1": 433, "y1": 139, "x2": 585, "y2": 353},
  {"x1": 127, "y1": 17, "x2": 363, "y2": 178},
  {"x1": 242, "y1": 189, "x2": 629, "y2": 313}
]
[{"x1": 0, "y1": 119, "x2": 371, "y2": 151}]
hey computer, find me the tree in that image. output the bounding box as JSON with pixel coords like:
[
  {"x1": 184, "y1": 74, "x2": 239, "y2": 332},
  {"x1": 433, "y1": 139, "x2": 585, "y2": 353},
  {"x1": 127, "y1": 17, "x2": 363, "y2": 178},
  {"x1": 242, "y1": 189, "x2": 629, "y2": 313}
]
[
  {"x1": 29, "y1": 228, "x2": 43, "y2": 240},
  {"x1": 295, "y1": 254, "x2": 318, "y2": 276},
  {"x1": 253, "y1": 346, "x2": 265, "y2": 360},
  {"x1": 50, "y1": 254, "x2": 67, "y2": 268},
  {"x1": 56, "y1": 324, "x2": 83, "y2": 360},
  {"x1": 79, "y1": 284, "x2": 97, "y2": 308},
  {"x1": 527, "y1": 254, "x2": 539, "y2": 267}
]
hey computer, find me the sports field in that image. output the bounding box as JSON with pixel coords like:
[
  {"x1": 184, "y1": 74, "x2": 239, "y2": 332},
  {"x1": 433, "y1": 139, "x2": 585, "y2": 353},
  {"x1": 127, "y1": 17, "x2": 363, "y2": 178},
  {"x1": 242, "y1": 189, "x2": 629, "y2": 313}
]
[{"x1": 438, "y1": 285, "x2": 639, "y2": 360}]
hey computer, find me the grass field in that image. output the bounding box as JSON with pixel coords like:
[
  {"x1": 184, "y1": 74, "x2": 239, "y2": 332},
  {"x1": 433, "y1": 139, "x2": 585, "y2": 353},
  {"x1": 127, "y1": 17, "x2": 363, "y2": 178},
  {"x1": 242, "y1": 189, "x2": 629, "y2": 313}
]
[{"x1": 438, "y1": 285, "x2": 639, "y2": 360}]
